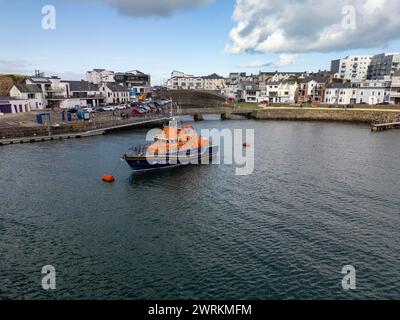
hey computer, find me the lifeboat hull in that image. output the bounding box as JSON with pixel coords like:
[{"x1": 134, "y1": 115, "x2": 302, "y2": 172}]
[{"x1": 124, "y1": 146, "x2": 219, "y2": 172}]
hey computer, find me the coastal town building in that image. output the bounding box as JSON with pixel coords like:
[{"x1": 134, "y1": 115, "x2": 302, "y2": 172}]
[
  {"x1": 324, "y1": 82, "x2": 354, "y2": 105},
  {"x1": 114, "y1": 70, "x2": 151, "y2": 95},
  {"x1": 236, "y1": 82, "x2": 260, "y2": 102},
  {"x1": 324, "y1": 80, "x2": 391, "y2": 105},
  {"x1": 0, "y1": 96, "x2": 41, "y2": 114},
  {"x1": 367, "y1": 53, "x2": 400, "y2": 80},
  {"x1": 258, "y1": 79, "x2": 298, "y2": 104},
  {"x1": 86, "y1": 69, "x2": 115, "y2": 84},
  {"x1": 9, "y1": 84, "x2": 46, "y2": 112},
  {"x1": 165, "y1": 71, "x2": 204, "y2": 90},
  {"x1": 298, "y1": 76, "x2": 329, "y2": 104},
  {"x1": 61, "y1": 81, "x2": 105, "y2": 107},
  {"x1": 221, "y1": 72, "x2": 247, "y2": 99},
  {"x1": 354, "y1": 80, "x2": 391, "y2": 105},
  {"x1": 100, "y1": 82, "x2": 130, "y2": 105},
  {"x1": 331, "y1": 55, "x2": 372, "y2": 81},
  {"x1": 389, "y1": 71, "x2": 400, "y2": 105},
  {"x1": 202, "y1": 73, "x2": 225, "y2": 91}
]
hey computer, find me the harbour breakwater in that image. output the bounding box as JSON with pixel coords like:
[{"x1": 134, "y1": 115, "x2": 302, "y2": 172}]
[{"x1": 252, "y1": 107, "x2": 400, "y2": 123}]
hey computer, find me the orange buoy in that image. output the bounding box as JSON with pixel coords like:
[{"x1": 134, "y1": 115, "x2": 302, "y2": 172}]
[
  {"x1": 102, "y1": 175, "x2": 115, "y2": 183},
  {"x1": 243, "y1": 142, "x2": 251, "y2": 147}
]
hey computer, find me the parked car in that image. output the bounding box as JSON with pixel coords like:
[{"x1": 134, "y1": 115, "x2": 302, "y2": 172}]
[
  {"x1": 94, "y1": 107, "x2": 106, "y2": 113},
  {"x1": 82, "y1": 107, "x2": 94, "y2": 113},
  {"x1": 132, "y1": 108, "x2": 144, "y2": 116},
  {"x1": 103, "y1": 106, "x2": 115, "y2": 111}
]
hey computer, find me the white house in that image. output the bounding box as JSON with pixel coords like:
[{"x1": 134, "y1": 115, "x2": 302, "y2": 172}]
[
  {"x1": 0, "y1": 96, "x2": 38, "y2": 114},
  {"x1": 258, "y1": 79, "x2": 298, "y2": 103},
  {"x1": 9, "y1": 84, "x2": 46, "y2": 112},
  {"x1": 324, "y1": 82, "x2": 354, "y2": 105},
  {"x1": 355, "y1": 80, "x2": 391, "y2": 105},
  {"x1": 100, "y1": 83, "x2": 130, "y2": 105},
  {"x1": 324, "y1": 80, "x2": 391, "y2": 105}
]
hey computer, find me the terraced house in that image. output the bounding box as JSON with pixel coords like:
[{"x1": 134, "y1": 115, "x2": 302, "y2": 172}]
[
  {"x1": 325, "y1": 80, "x2": 391, "y2": 105},
  {"x1": 298, "y1": 76, "x2": 330, "y2": 104}
]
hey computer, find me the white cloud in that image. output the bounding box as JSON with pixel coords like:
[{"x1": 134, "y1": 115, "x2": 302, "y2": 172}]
[
  {"x1": 88, "y1": 0, "x2": 212, "y2": 17},
  {"x1": 275, "y1": 54, "x2": 298, "y2": 67},
  {"x1": 236, "y1": 53, "x2": 298, "y2": 69},
  {"x1": 225, "y1": 0, "x2": 400, "y2": 53}
]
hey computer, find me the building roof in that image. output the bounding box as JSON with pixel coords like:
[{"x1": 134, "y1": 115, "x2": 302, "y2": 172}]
[
  {"x1": 62, "y1": 81, "x2": 99, "y2": 92},
  {"x1": 266, "y1": 79, "x2": 298, "y2": 85},
  {"x1": 260, "y1": 71, "x2": 305, "y2": 76},
  {"x1": 202, "y1": 73, "x2": 224, "y2": 80},
  {"x1": 106, "y1": 82, "x2": 130, "y2": 92},
  {"x1": 229, "y1": 72, "x2": 246, "y2": 77},
  {"x1": 326, "y1": 82, "x2": 352, "y2": 89},
  {"x1": 27, "y1": 77, "x2": 52, "y2": 84},
  {"x1": 14, "y1": 84, "x2": 43, "y2": 93},
  {"x1": 126, "y1": 70, "x2": 146, "y2": 75}
]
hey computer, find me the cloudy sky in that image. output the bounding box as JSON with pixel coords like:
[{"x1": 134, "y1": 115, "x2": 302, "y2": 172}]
[{"x1": 0, "y1": 0, "x2": 399, "y2": 83}]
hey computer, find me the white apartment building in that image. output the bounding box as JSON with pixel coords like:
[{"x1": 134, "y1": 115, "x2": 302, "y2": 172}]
[
  {"x1": 86, "y1": 69, "x2": 115, "y2": 84},
  {"x1": 165, "y1": 71, "x2": 204, "y2": 90},
  {"x1": 367, "y1": 53, "x2": 400, "y2": 80},
  {"x1": 324, "y1": 80, "x2": 391, "y2": 105},
  {"x1": 331, "y1": 55, "x2": 372, "y2": 81},
  {"x1": 258, "y1": 80, "x2": 298, "y2": 103}
]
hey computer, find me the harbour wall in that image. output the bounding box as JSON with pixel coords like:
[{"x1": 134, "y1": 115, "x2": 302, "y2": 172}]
[{"x1": 253, "y1": 108, "x2": 400, "y2": 123}]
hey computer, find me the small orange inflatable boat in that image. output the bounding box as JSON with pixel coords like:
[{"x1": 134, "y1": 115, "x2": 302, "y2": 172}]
[{"x1": 102, "y1": 175, "x2": 115, "y2": 183}]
